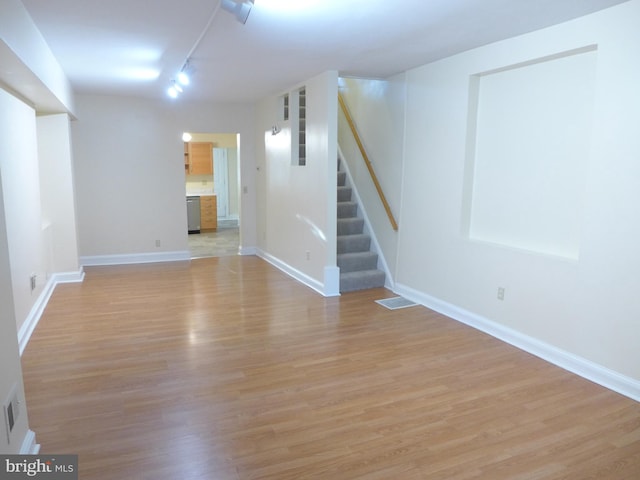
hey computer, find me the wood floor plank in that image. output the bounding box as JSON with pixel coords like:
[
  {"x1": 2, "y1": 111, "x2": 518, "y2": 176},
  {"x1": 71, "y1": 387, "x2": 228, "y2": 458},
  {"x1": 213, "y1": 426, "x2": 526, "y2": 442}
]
[{"x1": 21, "y1": 256, "x2": 640, "y2": 479}]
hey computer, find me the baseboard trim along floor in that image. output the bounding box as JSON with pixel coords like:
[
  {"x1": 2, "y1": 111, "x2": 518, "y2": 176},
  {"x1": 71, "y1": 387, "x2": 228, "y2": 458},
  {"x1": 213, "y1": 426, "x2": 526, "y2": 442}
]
[{"x1": 395, "y1": 282, "x2": 640, "y2": 403}]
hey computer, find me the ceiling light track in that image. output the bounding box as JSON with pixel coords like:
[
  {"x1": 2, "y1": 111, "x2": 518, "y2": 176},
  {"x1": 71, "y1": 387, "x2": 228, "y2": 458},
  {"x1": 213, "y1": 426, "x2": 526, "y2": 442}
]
[{"x1": 167, "y1": 0, "x2": 254, "y2": 99}]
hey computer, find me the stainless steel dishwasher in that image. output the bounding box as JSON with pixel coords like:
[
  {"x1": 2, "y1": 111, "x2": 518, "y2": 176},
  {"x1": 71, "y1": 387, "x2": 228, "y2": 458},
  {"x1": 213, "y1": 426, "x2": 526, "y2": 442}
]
[{"x1": 186, "y1": 196, "x2": 201, "y2": 234}]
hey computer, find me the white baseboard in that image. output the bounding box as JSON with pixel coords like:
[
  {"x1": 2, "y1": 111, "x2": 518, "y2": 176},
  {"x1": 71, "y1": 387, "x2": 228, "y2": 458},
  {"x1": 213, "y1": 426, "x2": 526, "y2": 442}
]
[
  {"x1": 257, "y1": 249, "x2": 327, "y2": 297},
  {"x1": 80, "y1": 250, "x2": 190, "y2": 266},
  {"x1": 217, "y1": 217, "x2": 239, "y2": 228},
  {"x1": 395, "y1": 283, "x2": 640, "y2": 403},
  {"x1": 18, "y1": 268, "x2": 84, "y2": 356},
  {"x1": 19, "y1": 430, "x2": 40, "y2": 454},
  {"x1": 239, "y1": 246, "x2": 257, "y2": 256},
  {"x1": 324, "y1": 266, "x2": 341, "y2": 297},
  {"x1": 52, "y1": 268, "x2": 85, "y2": 284}
]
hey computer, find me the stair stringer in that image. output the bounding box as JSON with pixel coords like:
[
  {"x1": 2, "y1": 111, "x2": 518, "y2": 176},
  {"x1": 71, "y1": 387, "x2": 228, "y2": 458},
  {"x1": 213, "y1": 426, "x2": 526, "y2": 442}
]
[{"x1": 337, "y1": 145, "x2": 394, "y2": 290}]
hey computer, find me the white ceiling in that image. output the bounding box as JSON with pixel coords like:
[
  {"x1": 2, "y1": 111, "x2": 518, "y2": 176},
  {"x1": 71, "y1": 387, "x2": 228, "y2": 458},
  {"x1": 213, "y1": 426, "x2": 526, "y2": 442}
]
[{"x1": 22, "y1": 0, "x2": 628, "y2": 104}]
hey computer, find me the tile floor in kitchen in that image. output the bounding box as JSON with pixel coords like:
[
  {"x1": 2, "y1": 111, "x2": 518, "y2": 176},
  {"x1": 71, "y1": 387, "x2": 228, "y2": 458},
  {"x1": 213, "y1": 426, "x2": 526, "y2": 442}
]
[{"x1": 187, "y1": 227, "x2": 239, "y2": 258}]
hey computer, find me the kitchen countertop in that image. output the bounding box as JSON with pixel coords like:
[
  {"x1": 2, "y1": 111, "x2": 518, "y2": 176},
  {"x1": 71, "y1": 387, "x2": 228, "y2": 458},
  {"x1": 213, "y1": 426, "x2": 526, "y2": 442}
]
[{"x1": 186, "y1": 192, "x2": 216, "y2": 197}]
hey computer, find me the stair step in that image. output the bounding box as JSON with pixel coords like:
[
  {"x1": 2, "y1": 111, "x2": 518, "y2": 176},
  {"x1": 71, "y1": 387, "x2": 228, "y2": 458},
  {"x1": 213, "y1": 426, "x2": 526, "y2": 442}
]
[
  {"x1": 337, "y1": 201, "x2": 358, "y2": 218},
  {"x1": 340, "y1": 269, "x2": 386, "y2": 292},
  {"x1": 337, "y1": 217, "x2": 364, "y2": 235},
  {"x1": 338, "y1": 251, "x2": 379, "y2": 273},
  {"x1": 337, "y1": 186, "x2": 352, "y2": 202},
  {"x1": 337, "y1": 234, "x2": 371, "y2": 254},
  {"x1": 336, "y1": 165, "x2": 386, "y2": 292}
]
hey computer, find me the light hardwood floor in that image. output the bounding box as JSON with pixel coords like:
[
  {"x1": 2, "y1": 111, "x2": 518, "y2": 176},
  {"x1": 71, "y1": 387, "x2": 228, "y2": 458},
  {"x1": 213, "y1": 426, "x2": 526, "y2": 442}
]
[{"x1": 21, "y1": 256, "x2": 640, "y2": 479}]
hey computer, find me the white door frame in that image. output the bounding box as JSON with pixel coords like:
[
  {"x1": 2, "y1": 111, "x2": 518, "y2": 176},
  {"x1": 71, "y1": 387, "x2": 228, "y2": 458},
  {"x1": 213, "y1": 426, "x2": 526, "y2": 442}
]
[{"x1": 213, "y1": 148, "x2": 229, "y2": 218}]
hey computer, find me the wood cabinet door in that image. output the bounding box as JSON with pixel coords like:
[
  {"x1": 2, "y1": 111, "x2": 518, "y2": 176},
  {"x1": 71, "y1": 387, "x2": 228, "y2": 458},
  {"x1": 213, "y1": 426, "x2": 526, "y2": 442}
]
[
  {"x1": 188, "y1": 142, "x2": 213, "y2": 175},
  {"x1": 200, "y1": 195, "x2": 217, "y2": 230}
]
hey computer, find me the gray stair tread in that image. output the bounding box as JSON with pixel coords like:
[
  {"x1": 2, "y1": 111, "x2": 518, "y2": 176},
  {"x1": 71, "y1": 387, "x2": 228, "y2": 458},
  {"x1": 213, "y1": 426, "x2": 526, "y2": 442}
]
[
  {"x1": 338, "y1": 251, "x2": 378, "y2": 260},
  {"x1": 337, "y1": 186, "x2": 353, "y2": 201},
  {"x1": 340, "y1": 269, "x2": 386, "y2": 292},
  {"x1": 337, "y1": 217, "x2": 364, "y2": 235},
  {"x1": 340, "y1": 269, "x2": 385, "y2": 279},
  {"x1": 336, "y1": 168, "x2": 384, "y2": 292},
  {"x1": 337, "y1": 233, "x2": 371, "y2": 248},
  {"x1": 337, "y1": 233, "x2": 369, "y2": 240},
  {"x1": 337, "y1": 201, "x2": 358, "y2": 218},
  {"x1": 337, "y1": 234, "x2": 371, "y2": 253},
  {"x1": 338, "y1": 251, "x2": 379, "y2": 273}
]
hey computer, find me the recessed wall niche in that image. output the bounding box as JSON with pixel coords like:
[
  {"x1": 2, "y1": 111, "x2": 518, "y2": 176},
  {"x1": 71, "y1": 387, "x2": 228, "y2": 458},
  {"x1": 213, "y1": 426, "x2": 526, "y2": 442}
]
[{"x1": 462, "y1": 46, "x2": 597, "y2": 260}]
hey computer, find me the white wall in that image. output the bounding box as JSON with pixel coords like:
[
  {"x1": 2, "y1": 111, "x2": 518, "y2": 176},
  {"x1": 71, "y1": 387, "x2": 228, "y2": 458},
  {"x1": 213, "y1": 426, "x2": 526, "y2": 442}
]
[
  {"x1": 467, "y1": 48, "x2": 596, "y2": 260},
  {"x1": 0, "y1": 90, "x2": 47, "y2": 332},
  {"x1": 0, "y1": 133, "x2": 31, "y2": 454},
  {"x1": 0, "y1": 0, "x2": 77, "y2": 454},
  {"x1": 72, "y1": 94, "x2": 256, "y2": 260},
  {"x1": 0, "y1": 104, "x2": 76, "y2": 451},
  {"x1": 397, "y1": 0, "x2": 640, "y2": 383},
  {"x1": 338, "y1": 76, "x2": 405, "y2": 280},
  {"x1": 0, "y1": 0, "x2": 74, "y2": 114},
  {"x1": 257, "y1": 71, "x2": 339, "y2": 295},
  {"x1": 37, "y1": 114, "x2": 81, "y2": 274}
]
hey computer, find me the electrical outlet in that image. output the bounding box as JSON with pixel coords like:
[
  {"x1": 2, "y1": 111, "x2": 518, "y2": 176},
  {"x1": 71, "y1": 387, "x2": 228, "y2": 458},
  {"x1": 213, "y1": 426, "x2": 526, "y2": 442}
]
[
  {"x1": 306, "y1": 251, "x2": 310, "y2": 261},
  {"x1": 30, "y1": 274, "x2": 37, "y2": 291},
  {"x1": 155, "y1": 239, "x2": 161, "y2": 247},
  {"x1": 497, "y1": 287, "x2": 505, "y2": 301}
]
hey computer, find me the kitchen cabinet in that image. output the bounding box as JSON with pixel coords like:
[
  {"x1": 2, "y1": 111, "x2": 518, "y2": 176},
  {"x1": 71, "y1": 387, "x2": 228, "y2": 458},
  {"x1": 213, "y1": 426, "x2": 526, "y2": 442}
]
[
  {"x1": 200, "y1": 195, "x2": 217, "y2": 231},
  {"x1": 183, "y1": 142, "x2": 189, "y2": 174},
  {"x1": 185, "y1": 142, "x2": 213, "y2": 176}
]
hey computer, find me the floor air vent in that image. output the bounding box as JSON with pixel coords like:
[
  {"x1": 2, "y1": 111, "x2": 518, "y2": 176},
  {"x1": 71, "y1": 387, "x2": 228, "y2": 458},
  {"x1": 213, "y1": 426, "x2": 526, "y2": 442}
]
[{"x1": 375, "y1": 296, "x2": 418, "y2": 310}]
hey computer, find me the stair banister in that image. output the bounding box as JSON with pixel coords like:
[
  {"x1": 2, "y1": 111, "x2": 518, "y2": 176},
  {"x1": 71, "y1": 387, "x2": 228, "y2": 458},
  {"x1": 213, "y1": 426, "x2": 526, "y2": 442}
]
[{"x1": 338, "y1": 93, "x2": 398, "y2": 231}]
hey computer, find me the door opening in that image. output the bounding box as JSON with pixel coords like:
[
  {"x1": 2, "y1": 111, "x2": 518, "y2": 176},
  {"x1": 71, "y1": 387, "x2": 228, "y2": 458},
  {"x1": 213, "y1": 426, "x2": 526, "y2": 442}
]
[{"x1": 183, "y1": 132, "x2": 241, "y2": 258}]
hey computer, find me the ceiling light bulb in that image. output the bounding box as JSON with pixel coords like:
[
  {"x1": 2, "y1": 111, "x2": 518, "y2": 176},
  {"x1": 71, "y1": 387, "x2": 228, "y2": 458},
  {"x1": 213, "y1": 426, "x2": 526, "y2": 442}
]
[
  {"x1": 167, "y1": 85, "x2": 179, "y2": 98},
  {"x1": 182, "y1": 132, "x2": 192, "y2": 142},
  {"x1": 177, "y1": 71, "x2": 190, "y2": 86}
]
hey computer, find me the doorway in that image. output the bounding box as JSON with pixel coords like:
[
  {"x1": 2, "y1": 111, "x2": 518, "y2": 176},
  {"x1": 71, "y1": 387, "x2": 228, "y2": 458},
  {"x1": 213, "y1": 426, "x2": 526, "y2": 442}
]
[{"x1": 184, "y1": 132, "x2": 240, "y2": 258}]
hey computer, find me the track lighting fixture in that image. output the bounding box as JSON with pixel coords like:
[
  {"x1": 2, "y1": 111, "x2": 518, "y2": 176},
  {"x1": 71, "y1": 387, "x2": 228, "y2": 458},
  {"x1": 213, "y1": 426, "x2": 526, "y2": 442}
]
[
  {"x1": 221, "y1": 0, "x2": 254, "y2": 25},
  {"x1": 167, "y1": 82, "x2": 179, "y2": 99},
  {"x1": 167, "y1": 0, "x2": 254, "y2": 98},
  {"x1": 177, "y1": 71, "x2": 190, "y2": 86},
  {"x1": 167, "y1": 61, "x2": 193, "y2": 99}
]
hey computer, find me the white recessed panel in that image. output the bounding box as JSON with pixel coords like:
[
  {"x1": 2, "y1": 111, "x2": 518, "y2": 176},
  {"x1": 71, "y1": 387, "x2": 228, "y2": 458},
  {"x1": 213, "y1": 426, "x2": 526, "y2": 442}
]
[{"x1": 467, "y1": 48, "x2": 597, "y2": 259}]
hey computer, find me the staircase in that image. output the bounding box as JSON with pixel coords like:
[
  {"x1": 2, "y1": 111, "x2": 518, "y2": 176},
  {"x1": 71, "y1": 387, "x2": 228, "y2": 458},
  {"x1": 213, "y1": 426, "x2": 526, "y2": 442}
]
[{"x1": 337, "y1": 168, "x2": 386, "y2": 292}]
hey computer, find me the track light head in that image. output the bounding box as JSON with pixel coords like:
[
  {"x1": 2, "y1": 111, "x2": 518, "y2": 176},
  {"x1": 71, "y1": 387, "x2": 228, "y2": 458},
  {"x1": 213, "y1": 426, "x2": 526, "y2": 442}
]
[
  {"x1": 177, "y1": 71, "x2": 190, "y2": 86},
  {"x1": 221, "y1": 0, "x2": 254, "y2": 25},
  {"x1": 177, "y1": 60, "x2": 194, "y2": 86}
]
